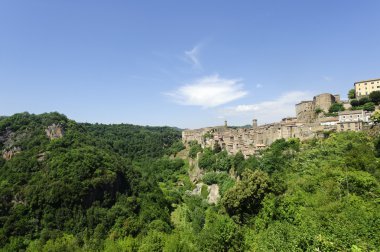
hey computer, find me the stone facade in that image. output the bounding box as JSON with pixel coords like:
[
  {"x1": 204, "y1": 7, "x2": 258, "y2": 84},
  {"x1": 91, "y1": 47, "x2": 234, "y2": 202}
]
[
  {"x1": 295, "y1": 93, "x2": 338, "y2": 123},
  {"x1": 182, "y1": 92, "x2": 375, "y2": 157}
]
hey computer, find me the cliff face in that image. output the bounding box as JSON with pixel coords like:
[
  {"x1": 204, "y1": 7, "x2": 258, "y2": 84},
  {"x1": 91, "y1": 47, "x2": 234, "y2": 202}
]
[
  {"x1": 45, "y1": 124, "x2": 64, "y2": 140},
  {"x1": 2, "y1": 147, "x2": 21, "y2": 160}
]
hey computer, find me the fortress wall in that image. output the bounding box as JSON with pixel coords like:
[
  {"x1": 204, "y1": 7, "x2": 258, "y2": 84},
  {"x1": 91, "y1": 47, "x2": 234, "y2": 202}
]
[
  {"x1": 296, "y1": 101, "x2": 315, "y2": 123},
  {"x1": 314, "y1": 93, "x2": 336, "y2": 112}
]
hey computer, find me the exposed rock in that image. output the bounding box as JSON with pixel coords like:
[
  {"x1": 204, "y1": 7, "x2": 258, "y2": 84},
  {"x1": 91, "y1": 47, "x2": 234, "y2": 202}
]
[
  {"x1": 207, "y1": 184, "x2": 220, "y2": 204},
  {"x1": 190, "y1": 183, "x2": 204, "y2": 196},
  {"x1": 45, "y1": 124, "x2": 64, "y2": 140},
  {"x1": 37, "y1": 152, "x2": 46, "y2": 162},
  {"x1": 188, "y1": 183, "x2": 220, "y2": 204},
  {"x1": 2, "y1": 147, "x2": 21, "y2": 160}
]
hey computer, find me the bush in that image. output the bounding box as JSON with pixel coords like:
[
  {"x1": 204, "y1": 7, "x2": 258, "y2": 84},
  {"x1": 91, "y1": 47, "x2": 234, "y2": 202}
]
[
  {"x1": 363, "y1": 102, "x2": 375, "y2": 111},
  {"x1": 350, "y1": 99, "x2": 359, "y2": 107},
  {"x1": 359, "y1": 97, "x2": 370, "y2": 105},
  {"x1": 348, "y1": 89, "x2": 356, "y2": 99},
  {"x1": 369, "y1": 91, "x2": 380, "y2": 104},
  {"x1": 328, "y1": 103, "x2": 345, "y2": 113},
  {"x1": 188, "y1": 141, "x2": 202, "y2": 158}
]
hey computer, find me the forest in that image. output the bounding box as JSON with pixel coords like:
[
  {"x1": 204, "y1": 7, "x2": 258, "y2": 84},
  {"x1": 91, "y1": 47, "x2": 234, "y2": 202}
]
[{"x1": 0, "y1": 112, "x2": 379, "y2": 251}]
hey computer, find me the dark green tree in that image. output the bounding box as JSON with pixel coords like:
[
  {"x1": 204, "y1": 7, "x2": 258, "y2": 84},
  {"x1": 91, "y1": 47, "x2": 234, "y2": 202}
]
[
  {"x1": 348, "y1": 89, "x2": 356, "y2": 99},
  {"x1": 363, "y1": 102, "x2": 375, "y2": 111},
  {"x1": 222, "y1": 170, "x2": 270, "y2": 222},
  {"x1": 369, "y1": 91, "x2": 380, "y2": 105}
]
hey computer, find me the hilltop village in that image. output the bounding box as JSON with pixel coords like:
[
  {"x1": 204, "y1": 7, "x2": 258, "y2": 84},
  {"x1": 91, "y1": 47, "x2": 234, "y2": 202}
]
[{"x1": 182, "y1": 78, "x2": 380, "y2": 157}]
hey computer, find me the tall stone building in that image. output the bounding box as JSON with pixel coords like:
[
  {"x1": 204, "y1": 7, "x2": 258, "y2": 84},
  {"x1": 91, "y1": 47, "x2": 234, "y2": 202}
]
[{"x1": 295, "y1": 93, "x2": 339, "y2": 123}]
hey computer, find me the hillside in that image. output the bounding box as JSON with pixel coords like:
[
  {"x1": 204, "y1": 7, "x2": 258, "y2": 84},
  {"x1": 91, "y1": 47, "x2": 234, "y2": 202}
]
[{"x1": 0, "y1": 112, "x2": 379, "y2": 251}]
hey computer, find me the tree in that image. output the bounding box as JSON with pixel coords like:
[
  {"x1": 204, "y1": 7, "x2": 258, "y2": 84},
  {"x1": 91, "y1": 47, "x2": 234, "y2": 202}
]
[
  {"x1": 213, "y1": 142, "x2": 222, "y2": 154},
  {"x1": 198, "y1": 148, "x2": 216, "y2": 171},
  {"x1": 363, "y1": 102, "x2": 375, "y2": 111},
  {"x1": 222, "y1": 170, "x2": 270, "y2": 222},
  {"x1": 348, "y1": 89, "x2": 356, "y2": 99},
  {"x1": 359, "y1": 97, "x2": 370, "y2": 105},
  {"x1": 188, "y1": 141, "x2": 202, "y2": 158},
  {"x1": 198, "y1": 210, "x2": 244, "y2": 252},
  {"x1": 369, "y1": 91, "x2": 380, "y2": 105},
  {"x1": 370, "y1": 111, "x2": 380, "y2": 124},
  {"x1": 350, "y1": 99, "x2": 359, "y2": 107},
  {"x1": 328, "y1": 103, "x2": 345, "y2": 113}
]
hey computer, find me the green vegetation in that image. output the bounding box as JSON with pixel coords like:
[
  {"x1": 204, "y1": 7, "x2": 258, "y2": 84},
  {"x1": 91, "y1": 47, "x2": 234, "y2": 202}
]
[
  {"x1": 369, "y1": 90, "x2": 380, "y2": 105},
  {"x1": 1, "y1": 112, "x2": 379, "y2": 251},
  {"x1": 314, "y1": 107, "x2": 323, "y2": 114},
  {"x1": 328, "y1": 102, "x2": 345, "y2": 113},
  {"x1": 348, "y1": 88, "x2": 356, "y2": 99},
  {"x1": 188, "y1": 140, "x2": 202, "y2": 158},
  {"x1": 350, "y1": 90, "x2": 380, "y2": 111}
]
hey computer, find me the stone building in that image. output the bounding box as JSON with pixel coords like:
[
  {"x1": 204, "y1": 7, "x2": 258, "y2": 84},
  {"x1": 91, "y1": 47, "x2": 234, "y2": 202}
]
[
  {"x1": 182, "y1": 92, "x2": 376, "y2": 157},
  {"x1": 295, "y1": 93, "x2": 339, "y2": 123},
  {"x1": 354, "y1": 78, "x2": 380, "y2": 98}
]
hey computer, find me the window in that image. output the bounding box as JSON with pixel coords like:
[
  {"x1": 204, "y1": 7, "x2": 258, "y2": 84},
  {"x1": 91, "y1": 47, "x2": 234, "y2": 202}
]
[
  {"x1": 371, "y1": 82, "x2": 374, "y2": 84},
  {"x1": 377, "y1": 86, "x2": 380, "y2": 88}
]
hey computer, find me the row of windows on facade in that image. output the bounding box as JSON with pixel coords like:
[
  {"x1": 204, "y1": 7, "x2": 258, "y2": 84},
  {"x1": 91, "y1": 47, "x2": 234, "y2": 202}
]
[
  {"x1": 358, "y1": 86, "x2": 380, "y2": 90},
  {"x1": 342, "y1": 115, "x2": 361, "y2": 119},
  {"x1": 359, "y1": 81, "x2": 380, "y2": 85}
]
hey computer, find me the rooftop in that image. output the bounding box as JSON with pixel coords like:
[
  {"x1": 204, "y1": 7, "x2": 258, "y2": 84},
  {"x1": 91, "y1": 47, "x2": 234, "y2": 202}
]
[
  {"x1": 354, "y1": 78, "x2": 380, "y2": 85},
  {"x1": 338, "y1": 110, "x2": 364, "y2": 115}
]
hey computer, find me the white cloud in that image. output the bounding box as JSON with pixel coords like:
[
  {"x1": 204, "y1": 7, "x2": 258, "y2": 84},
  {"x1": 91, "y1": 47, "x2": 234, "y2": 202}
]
[
  {"x1": 221, "y1": 91, "x2": 312, "y2": 123},
  {"x1": 166, "y1": 74, "x2": 248, "y2": 108},
  {"x1": 323, "y1": 76, "x2": 332, "y2": 82},
  {"x1": 256, "y1": 83, "x2": 263, "y2": 88},
  {"x1": 185, "y1": 45, "x2": 202, "y2": 69}
]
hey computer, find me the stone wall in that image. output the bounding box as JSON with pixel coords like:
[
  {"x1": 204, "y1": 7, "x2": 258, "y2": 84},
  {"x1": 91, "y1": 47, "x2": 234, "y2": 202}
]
[{"x1": 182, "y1": 120, "x2": 326, "y2": 157}]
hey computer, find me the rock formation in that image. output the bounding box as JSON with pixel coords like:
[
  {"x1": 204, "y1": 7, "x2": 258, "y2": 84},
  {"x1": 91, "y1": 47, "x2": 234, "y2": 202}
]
[{"x1": 45, "y1": 124, "x2": 64, "y2": 140}]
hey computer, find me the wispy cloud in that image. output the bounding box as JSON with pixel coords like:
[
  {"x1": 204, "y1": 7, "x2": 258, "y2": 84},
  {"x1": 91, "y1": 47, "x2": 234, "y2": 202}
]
[
  {"x1": 184, "y1": 44, "x2": 202, "y2": 69},
  {"x1": 221, "y1": 91, "x2": 312, "y2": 123},
  {"x1": 323, "y1": 76, "x2": 332, "y2": 82},
  {"x1": 256, "y1": 83, "x2": 263, "y2": 88},
  {"x1": 166, "y1": 74, "x2": 247, "y2": 108}
]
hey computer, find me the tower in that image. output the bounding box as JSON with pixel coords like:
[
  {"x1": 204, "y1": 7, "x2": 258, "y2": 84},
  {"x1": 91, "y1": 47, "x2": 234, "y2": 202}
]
[
  {"x1": 224, "y1": 120, "x2": 228, "y2": 127},
  {"x1": 252, "y1": 119, "x2": 258, "y2": 129}
]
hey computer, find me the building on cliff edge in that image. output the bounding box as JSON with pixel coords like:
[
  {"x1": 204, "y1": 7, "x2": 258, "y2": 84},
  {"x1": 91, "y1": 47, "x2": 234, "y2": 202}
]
[{"x1": 182, "y1": 92, "x2": 376, "y2": 157}]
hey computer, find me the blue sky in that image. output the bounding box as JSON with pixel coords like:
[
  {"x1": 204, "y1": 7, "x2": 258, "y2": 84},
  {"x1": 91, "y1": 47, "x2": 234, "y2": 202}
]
[{"x1": 1, "y1": 1, "x2": 379, "y2": 128}]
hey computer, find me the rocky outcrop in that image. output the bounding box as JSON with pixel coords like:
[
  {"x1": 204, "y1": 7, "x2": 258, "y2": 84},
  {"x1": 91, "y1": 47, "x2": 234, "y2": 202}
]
[
  {"x1": 2, "y1": 147, "x2": 21, "y2": 160},
  {"x1": 189, "y1": 182, "x2": 220, "y2": 204},
  {"x1": 207, "y1": 184, "x2": 220, "y2": 204},
  {"x1": 45, "y1": 124, "x2": 64, "y2": 140}
]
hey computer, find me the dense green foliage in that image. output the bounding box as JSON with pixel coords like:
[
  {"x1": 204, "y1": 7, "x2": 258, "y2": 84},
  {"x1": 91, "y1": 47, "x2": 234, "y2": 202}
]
[
  {"x1": 328, "y1": 102, "x2": 345, "y2": 113},
  {"x1": 1, "y1": 112, "x2": 379, "y2": 251},
  {"x1": 369, "y1": 91, "x2": 380, "y2": 105},
  {"x1": 348, "y1": 88, "x2": 356, "y2": 99},
  {"x1": 350, "y1": 93, "x2": 379, "y2": 111}
]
